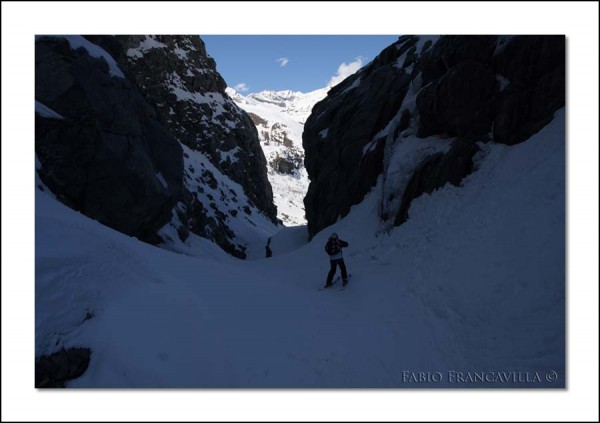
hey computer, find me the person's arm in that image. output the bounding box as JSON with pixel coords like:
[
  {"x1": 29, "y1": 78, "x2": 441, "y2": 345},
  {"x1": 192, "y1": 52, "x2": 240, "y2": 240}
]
[{"x1": 340, "y1": 240, "x2": 349, "y2": 248}]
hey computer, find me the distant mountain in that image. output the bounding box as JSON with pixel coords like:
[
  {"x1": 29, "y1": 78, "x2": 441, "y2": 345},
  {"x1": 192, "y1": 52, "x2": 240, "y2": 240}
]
[
  {"x1": 227, "y1": 86, "x2": 328, "y2": 226},
  {"x1": 244, "y1": 88, "x2": 329, "y2": 124}
]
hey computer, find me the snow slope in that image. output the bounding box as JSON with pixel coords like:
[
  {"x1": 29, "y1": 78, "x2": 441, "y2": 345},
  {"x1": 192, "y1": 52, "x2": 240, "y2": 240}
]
[
  {"x1": 36, "y1": 110, "x2": 565, "y2": 387},
  {"x1": 157, "y1": 142, "x2": 279, "y2": 260}
]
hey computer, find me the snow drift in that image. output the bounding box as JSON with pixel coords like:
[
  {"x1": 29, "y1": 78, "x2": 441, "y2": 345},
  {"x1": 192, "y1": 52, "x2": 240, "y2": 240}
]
[{"x1": 36, "y1": 109, "x2": 565, "y2": 387}]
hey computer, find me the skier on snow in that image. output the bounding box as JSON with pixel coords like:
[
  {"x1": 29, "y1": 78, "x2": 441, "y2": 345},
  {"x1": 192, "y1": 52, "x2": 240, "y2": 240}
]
[{"x1": 324, "y1": 232, "x2": 349, "y2": 288}]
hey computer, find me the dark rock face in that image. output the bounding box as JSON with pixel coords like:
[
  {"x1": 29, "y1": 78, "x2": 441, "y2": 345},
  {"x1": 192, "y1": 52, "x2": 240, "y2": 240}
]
[
  {"x1": 35, "y1": 348, "x2": 91, "y2": 388},
  {"x1": 417, "y1": 59, "x2": 498, "y2": 139},
  {"x1": 416, "y1": 36, "x2": 500, "y2": 141},
  {"x1": 35, "y1": 37, "x2": 183, "y2": 243},
  {"x1": 303, "y1": 36, "x2": 417, "y2": 236},
  {"x1": 247, "y1": 112, "x2": 269, "y2": 128},
  {"x1": 394, "y1": 140, "x2": 479, "y2": 225},
  {"x1": 420, "y1": 35, "x2": 498, "y2": 86},
  {"x1": 36, "y1": 35, "x2": 278, "y2": 257},
  {"x1": 303, "y1": 35, "x2": 565, "y2": 237},
  {"x1": 417, "y1": 35, "x2": 564, "y2": 144},
  {"x1": 269, "y1": 150, "x2": 303, "y2": 175},
  {"x1": 115, "y1": 35, "x2": 276, "y2": 221},
  {"x1": 493, "y1": 36, "x2": 565, "y2": 145}
]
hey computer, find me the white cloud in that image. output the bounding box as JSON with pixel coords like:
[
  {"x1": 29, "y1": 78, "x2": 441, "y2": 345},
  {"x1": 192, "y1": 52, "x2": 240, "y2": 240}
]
[
  {"x1": 276, "y1": 57, "x2": 289, "y2": 67},
  {"x1": 234, "y1": 82, "x2": 249, "y2": 92},
  {"x1": 327, "y1": 56, "x2": 365, "y2": 87}
]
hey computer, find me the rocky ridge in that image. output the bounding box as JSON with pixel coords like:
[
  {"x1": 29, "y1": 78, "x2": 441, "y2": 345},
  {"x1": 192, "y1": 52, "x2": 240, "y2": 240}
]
[
  {"x1": 35, "y1": 35, "x2": 279, "y2": 258},
  {"x1": 303, "y1": 35, "x2": 565, "y2": 238}
]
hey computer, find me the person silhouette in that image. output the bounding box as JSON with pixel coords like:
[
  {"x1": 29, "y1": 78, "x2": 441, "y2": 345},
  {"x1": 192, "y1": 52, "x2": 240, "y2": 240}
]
[{"x1": 323, "y1": 232, "x2": 349, "y2": 288}]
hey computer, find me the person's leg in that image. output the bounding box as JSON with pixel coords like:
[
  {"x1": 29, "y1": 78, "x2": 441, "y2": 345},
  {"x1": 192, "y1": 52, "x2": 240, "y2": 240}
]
[
  {"x1": 325, "y1": 260, "x2": 337, "y2": 286},
  {"x1": 340, "y1": 259, "x2": 348, "y2": 282}
]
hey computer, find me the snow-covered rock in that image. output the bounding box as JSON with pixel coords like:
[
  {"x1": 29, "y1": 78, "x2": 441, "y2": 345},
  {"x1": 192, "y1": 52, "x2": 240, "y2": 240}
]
[
  {"x1": 117, "y1": 36, "x2": 277, "y2": 224},
  {"x1": 35, "y1": 36, "x2": 185, "y2": 244},
  {"x1": 303, "y1": 35, "x2": 565, "y2": 237},
  {"x1": 35, "y1": 35, "x2": 279, "y2": 258},
  {"x1": 36, "y1": 35, "x2": 126, "y2": 78}
]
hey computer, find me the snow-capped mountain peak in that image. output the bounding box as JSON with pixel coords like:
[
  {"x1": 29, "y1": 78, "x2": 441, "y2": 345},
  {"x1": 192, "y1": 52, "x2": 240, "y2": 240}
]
[
  {"x1": 229, "y1": 87, "x2": 328, "y2": 125},
  {"x1": 248, "y1": 89, "x2": 302, "y2": 103}
]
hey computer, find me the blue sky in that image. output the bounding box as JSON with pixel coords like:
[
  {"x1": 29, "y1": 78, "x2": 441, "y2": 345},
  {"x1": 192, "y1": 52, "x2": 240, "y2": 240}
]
[{"x1": 201, "y1": 35, "x2": 399, "y2": 94}]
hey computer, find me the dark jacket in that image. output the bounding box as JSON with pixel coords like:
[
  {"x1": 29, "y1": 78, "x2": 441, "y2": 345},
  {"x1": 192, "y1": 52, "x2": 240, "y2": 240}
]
[{"x1": 325, "y1": 238, "x2": 348, "y2": 260}]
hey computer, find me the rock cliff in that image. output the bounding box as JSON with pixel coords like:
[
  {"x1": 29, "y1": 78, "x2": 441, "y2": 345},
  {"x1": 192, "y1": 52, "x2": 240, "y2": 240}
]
[
  {"x1": 303, "y1": 35, "x2": 565, "y2": 237},
  {"x1": 36, "y1": 35, "x2": 278, "y2": 256}
]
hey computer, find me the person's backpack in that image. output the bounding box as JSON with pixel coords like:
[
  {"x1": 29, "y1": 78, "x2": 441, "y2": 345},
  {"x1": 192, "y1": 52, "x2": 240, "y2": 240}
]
[{"x1": 325, "y1": 238, "x2": 341, "y2": 255}]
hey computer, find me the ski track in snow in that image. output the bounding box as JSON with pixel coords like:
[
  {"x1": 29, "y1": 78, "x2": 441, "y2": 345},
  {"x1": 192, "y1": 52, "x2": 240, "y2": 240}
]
[{"x1": 35, "y1": 110, "x2": 565, "y2": 388}]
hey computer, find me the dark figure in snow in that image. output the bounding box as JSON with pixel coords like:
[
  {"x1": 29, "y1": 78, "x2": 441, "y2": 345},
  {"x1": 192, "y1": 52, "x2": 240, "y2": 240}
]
[{"x1": 324, "y1": 232, "x2": 349, "y2": 288}]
